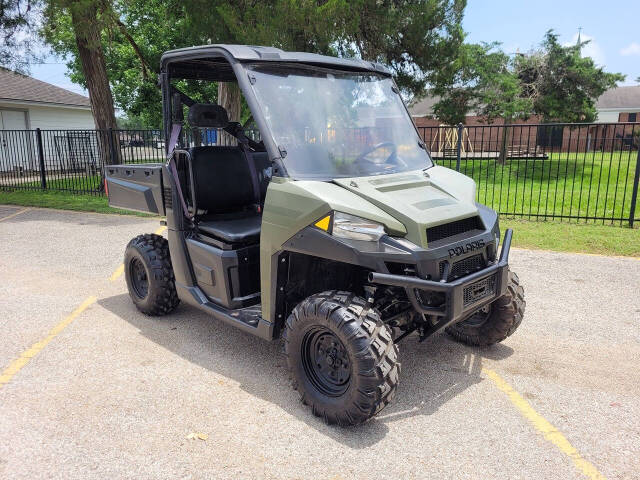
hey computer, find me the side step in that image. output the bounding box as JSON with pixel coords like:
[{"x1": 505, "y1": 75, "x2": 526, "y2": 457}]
[{"x1": 176, "y1": 283, "x2": 274, "y2": 340}]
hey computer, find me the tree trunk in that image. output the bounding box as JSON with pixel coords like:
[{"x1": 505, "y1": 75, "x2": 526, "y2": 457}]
[
  {"x1": 70, "y1": 2, "x2": 121, "y2": 165},
  {"x1": 498, "y1": 118, "x2": 513, "y2": 165},
  {"x1": 218, "y1": 82, "x2": 242, "y2": 146}
]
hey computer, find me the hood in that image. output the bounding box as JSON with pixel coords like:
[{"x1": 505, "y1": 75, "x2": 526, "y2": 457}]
[{"x1": 333, "y1": 166, "x2": 479, "y2": 246}]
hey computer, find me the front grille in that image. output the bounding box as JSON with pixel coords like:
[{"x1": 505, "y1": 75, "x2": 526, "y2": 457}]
[
  {"x1": 463, "y1": 275, "x2": 496, "y2": 306},
  {"x1": 440, "y1": 254, "x2": 486, "y2": 280},
  {"x1": 427, "y1": 216, "x2": 484, "y2": 243}
]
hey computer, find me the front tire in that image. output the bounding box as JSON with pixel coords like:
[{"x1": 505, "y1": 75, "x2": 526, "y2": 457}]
[
  {"x1": 283, "y1": 291, "x2": 400, "y2": 426},
  {"x1": 124, "y1": 234, "x2": 179, "y2": 316},
  {"x1": 446, "y1": 270, "x2": 525, "y2": 346}
]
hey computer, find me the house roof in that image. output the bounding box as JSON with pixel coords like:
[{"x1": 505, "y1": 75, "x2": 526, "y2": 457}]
[
  {"x1": 0, "y1": 68, "x2": 91, "y2": 108},
  {"x1": 596, "y1": 85, "x2": 640, "y2": 110},
  {"x1": 410, "y1": 85, "x2": 640, "y2": 118},
  {"x1": 408, "y1": 94, "x2": 441, "y2": 117},
  {"x1": 408, "y1": 93, "x2": 480, "y2": 118}
]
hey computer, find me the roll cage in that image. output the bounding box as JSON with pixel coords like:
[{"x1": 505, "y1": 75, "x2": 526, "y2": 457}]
[{"x1": 158, "y1": 44, "x2": 417, "y2": 180}]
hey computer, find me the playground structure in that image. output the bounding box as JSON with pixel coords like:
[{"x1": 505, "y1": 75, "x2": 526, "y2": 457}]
[
  {"x1": 425, "y1": 124, "x2": 549, "y2": 160},
  {"x1": 429, "y1": 124, "x2": 474, "y2": 157}
]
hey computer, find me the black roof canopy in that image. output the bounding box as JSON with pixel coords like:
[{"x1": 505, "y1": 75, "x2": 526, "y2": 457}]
[{"x1": 160, "y1": 44, "x2": 391, "y2": 81}]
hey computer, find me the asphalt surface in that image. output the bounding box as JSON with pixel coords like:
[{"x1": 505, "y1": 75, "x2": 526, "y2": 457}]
[{"x1": 0, "y1": 206, "x2": 638, "y2": 480}]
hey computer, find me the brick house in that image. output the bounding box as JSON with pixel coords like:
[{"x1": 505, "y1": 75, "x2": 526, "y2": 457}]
[{"x1": 409, "y1": 86, "x2": 640, "y2": 154}]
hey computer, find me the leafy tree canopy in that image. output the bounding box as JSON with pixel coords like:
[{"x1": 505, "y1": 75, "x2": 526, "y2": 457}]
[
  {"x1": 432, "y1": 42, "x2": 532, "y2": 125},
  {"x1": 432, "y1": 30, "x2": 625, "y2": 125},
  {"x1": 521, "y1": 31, "x2": 625, "y2": 123},
  {"x1": 0, "y1": 0, "x2": 40, "y2": 71},
  {"x1": 41, "y1": 0, "x2": 467, "y2": 128}
]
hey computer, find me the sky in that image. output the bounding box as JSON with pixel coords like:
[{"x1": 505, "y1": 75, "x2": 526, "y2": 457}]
[
  {"x1": 464, "y1": 0, "x2": 640, "y2": 86},
  {"x1": 27, "y1": 0, "x2": 640, "y2": 98},
  {"x1": 29, "y1": 61, "x2": 86, "y2": 95}
]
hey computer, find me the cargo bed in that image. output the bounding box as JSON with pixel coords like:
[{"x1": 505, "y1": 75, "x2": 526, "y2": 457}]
[{"x1": 105, "y1": 163, "x2": 166, "y2": 215}]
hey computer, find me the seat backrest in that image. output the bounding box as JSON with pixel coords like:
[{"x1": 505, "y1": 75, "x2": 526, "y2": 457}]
[
  {"x1": 188, "y1": 104, "x2": 229, "y2": 128},
  {"x1": 188, "y1": 146, "x2": 256, "y2": 214},
  {"x1": 250, "y1": 151, "x2": 272, "y2": 202}
]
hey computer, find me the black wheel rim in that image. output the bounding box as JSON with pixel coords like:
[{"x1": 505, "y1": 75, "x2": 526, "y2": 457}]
[
  {"x1": 301, "y1": 327, "x2": 351, "y2": 397},
  {"x1": 461, "y1": 304, "x2": 492, "y2": 327},
  {"x1": 129, "y1": 257, "x2": 149, "y2": 299}
]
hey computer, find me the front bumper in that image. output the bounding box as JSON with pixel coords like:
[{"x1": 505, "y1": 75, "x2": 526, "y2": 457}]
[{"x1": 369, "y1": 229, "x2": 513, "y2": 334}]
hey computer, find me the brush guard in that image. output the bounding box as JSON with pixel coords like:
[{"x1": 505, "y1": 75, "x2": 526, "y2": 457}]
[{"x1": 369, "y1": 229, "x2": 513, "y2": 338}]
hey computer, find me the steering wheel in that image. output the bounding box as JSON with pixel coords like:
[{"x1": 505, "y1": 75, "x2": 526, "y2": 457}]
[
  {"x1": 356, "y1": 142, "x2": 397, "y2": 162},
  {"x1": 354, "y1": 142, "x2": 402, "y2": 173}
]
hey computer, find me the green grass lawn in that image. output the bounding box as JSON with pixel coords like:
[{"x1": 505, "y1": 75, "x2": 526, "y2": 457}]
[
  {"x1": 501, "y1": 218, "x2": 640, "y2": 257},
  {"x1": 0, "y1": 189, "x2": 153, "y2": 217},
  {"x1": 1, "y1": 188, "x2": 637, "y2": 257},
  {"x1": 438, "y1": 151, "x2": 640, "y2": 223},
  {"x1": 21, "y1": 174, "x2": 103, "y2": 192}
]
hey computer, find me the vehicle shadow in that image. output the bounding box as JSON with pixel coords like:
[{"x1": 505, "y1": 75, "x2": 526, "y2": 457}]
[{"x1": 99, "y1": 294, "x2": 513, "y2": 448}]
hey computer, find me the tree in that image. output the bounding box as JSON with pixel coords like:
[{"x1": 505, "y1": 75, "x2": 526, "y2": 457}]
[
  {"x1": 431, "y1": 42, "x2": 533, "y2": 162},
  {"x1": 41, "y1": 0, "x2": 467, "y2": 128},
  {"x1": 203, "y1": 0, "x2": 466, "y2": 113},
  {"x1": 431, "y1": 31, "x2": 624, "y2": 162},
  {"x1": 432, "y1": 31, "x2": 625, "y2": 127},
  {"x1": 42, "y1": 1, "x2": 117, "y2": 131},
  {"x1": 432, "y1": 42, "x2": 533, "y2": 125},
  {"x1": 0, "y1": 0, "x2": 40, "y2": 71},
  {"x1": 519, "y1": 31, "x2": 625, "y2": 123},
  {"x1": 330, "y1": 0, "x2": 466, "y2": 99},
  {"x1": 41, "y1": 0, "x2": 124, "y2": 167}
]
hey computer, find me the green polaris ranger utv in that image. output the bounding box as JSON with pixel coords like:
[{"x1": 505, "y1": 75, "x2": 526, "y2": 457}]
[{"x1": 106, "y1": 45, "x2": 525, "y2": 426}]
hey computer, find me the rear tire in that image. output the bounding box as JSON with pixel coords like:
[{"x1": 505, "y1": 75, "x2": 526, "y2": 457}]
[
  {"x1": 283, "y1": 291, "x2": 400, "y2": 426},
  {"x1": 124, "y1": 234, "x2": 179, "y2": 316},
  {"x1": 446, "y1": 270, "x2": 525, "y2": 346}
]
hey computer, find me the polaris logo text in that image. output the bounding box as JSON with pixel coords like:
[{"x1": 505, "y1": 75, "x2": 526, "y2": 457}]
[{"x1": 448, "y1": 239, "x2": 485, "y2": 258}]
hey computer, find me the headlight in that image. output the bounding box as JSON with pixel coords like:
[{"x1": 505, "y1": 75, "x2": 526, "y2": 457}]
[{"x1": 332, "y1": 212, "x2": 385, "y2": 241}]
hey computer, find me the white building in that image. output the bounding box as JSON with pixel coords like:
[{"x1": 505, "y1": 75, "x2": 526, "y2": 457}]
[
  {"x1": 0, "y1": 68, "x2": 94, "y2": 130},
  {"x1": 594, "y1": 85, "x2": 640, "y2": 123},
  {"x1": 0, "y1": 68, "x2": 96, "y2": 172}
]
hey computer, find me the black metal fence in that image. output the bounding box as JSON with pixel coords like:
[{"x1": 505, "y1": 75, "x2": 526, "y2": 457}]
[
  {"x1": 0, "y1": 129, "x2": 165, "y2": 196},
  {"x1": 1, "y1": 123, "x2": 639, "y2": 226},
  {"x1": 416, "y1": 122, "x2": 640, "y2": 226},
  {"x1": 0, "y1": 127, "x2": 239, "y2": 195}
]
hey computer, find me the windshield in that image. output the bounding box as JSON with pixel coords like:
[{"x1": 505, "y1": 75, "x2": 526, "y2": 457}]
[{"x1": 247, "y1": 64, "x2": 433, "y2": 179}]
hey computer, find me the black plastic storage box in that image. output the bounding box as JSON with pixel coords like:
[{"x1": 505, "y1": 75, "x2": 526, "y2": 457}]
[{"x1": 105, "y1": 164, "x2": 165, "y2": 215}]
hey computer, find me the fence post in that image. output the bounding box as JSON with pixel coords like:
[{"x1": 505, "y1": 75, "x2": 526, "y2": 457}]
[
  {"x1": 35, "y1": 128, "x2": 46, "y2": 190},
  {"x1": 629, "y1": 147, "x2": 640, "y2": 228},
  {"x1": 107, "y1": 128, "x2": 117, "y2": 165},
  {"x1": 456, "y1": 123, "x2": 463, "y2": 172}
]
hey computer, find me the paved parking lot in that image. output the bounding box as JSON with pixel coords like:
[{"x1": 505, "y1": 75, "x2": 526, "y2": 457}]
[{"x1": 1, "y1": 206, "x2": 639, "y2": 480}]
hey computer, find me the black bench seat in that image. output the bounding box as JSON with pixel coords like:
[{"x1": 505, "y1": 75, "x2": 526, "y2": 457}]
[{"x1": 197, "y1": 214, "x2": 261, "y2": 243}]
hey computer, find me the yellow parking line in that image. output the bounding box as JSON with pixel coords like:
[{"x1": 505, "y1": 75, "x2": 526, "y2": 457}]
[
  {"x1": 1, "y1": 225, "x2": 166, "y2": 387},
  {"x1": 109, "y1": 264, "x2": 125, "y2": 282},
  {"x1": 0, "y1": 207, "x2": 30, "y2": 222},
  {"x1": 0, "y1": 296, "x2": 97, "y2": 389},
  {"x1": 483, "y1": 368, "x2": 606, "y2": 480},
  {"x1": 109, "y1": 225, "x2": 167, "y2": 282}
]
